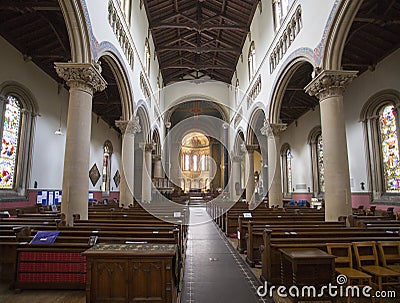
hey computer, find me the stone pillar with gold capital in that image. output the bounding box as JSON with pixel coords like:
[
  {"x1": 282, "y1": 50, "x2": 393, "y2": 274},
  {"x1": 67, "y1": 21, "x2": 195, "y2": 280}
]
[
  {"x1": 141, "y1": 143, "x2": 154, "y2": 203},
  {"x1": 245, "y1": 145, "x2": 258, "y2": 203},
  {"x1": 261, "y1": 121, "x2": 287, "y2": 207},
  {"x1": 116, "y1": 117, "x2": 141, "y2": 208},
  {"x1": 55, "y1": 62, "x2": 107, "y2": 225},
  {"x1": 305, "y1": 70, "x2": 357, "y2": 221}
]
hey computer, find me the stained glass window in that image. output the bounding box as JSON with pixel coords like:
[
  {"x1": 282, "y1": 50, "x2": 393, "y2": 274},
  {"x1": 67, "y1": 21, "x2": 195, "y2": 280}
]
[
  {"x1": 201, "y1": 155, "x2": 206, "y2": 171},
  {"x1": 193, "y1": 154, "x2": 198, "y2": 171},
  {"x1": 248, "y1": 42, "x2": 256, "y2": 80},
  {"x1": 184, "y1": 154, "x2": 190, "y2": 171},
  {"x1": 317, "y1": 134, "x2": 325, "y2": 193},
  {"x1": 286, "y1": 149, "x2": 292, "y2": 193},
  {"x1": 379, "y1": 105, "x2": 400, "y2": 192},
  {"x1": 145, "y1": 39, "x2": 151, "y2": 75},
  {"x1": 0, "y1": 96, "x2": 22, "y2": 189}
]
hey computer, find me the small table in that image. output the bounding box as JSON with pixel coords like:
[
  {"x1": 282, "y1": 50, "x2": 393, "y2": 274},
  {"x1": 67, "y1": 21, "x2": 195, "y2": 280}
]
[{"x1": 279, "y1": 248, "x2": 336, "y2": 302}]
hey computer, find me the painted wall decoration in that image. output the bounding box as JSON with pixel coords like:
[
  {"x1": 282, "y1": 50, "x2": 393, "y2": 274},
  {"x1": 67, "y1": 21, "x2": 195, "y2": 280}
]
[{"x1": 89, "y1": 163, "x2": 100, "y2": 187}]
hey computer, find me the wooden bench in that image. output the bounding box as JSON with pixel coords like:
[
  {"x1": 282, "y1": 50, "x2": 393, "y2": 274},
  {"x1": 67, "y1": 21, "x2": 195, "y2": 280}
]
[
  {"x1": 247, "y1": 228, "x2": 398, "y2": 267},
  {"x1": 260, "y1": 228, "x2": 400, "y2": 285},
  {"x1": 236, "y1": 218, "x2": 340, "y2": 252},
  {"x1": 240, "y1": 220, "x2": 347, "y2": 255},
  {"x1": 226, "y1": 213, "x2": 325, "y2": 235}
]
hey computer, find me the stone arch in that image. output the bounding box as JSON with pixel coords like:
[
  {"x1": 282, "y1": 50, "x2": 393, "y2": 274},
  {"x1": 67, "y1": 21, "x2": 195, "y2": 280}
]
[
  {"x1": 164, "y1": 95, "x2": 228, "y2": 123},
  {"x1": 58, "y1": 0, "x2": 94, "y2": 63},
  {"x1": 233, "y1": 129, "x2": 246, "y2": 156},
  {"x1": 268, "y1": 56, "x2": 315, "y2": 124},
  {"x1": 321, "y1": 0, "x2": 364, "y2": 70},
  {"x1": 152, "y1": 127, "x2": 161, "y2": 156},
  {"x1": 96, "y1": 46, "x2": 134, "y2": 121},
  {"x1": 135, "y1": 102, "x2": 151, "y2": 144},
  {"x1": 246, "y1": 106, "x2": 267, "y2": 146}
]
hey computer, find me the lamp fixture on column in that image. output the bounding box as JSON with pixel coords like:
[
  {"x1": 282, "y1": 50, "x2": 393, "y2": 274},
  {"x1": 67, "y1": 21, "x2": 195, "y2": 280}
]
[{"x1": 55, "y1": 83, "x2": 63, "y2": 135}]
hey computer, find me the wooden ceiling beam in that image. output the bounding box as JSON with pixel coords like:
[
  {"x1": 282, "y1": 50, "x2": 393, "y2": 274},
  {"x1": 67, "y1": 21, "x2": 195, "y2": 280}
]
[
  {"x1": 0, "y1": 1, "x2": 61, "y2": 11},
  {"x1": 157, "y1": 46, "x2": 240, "y2": 54},
  {"x1": 161, "y1": 65, "x2": 234, "y2": 71},
  {"x1": 150, "y1": 22, "x2": 249, "y2": 32}
]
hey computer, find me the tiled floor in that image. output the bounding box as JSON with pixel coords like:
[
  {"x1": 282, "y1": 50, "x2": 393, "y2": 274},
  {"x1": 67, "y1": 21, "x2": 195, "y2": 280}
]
[{"x1": 181, "y1": 207, "x2": 272, "y2": 303}]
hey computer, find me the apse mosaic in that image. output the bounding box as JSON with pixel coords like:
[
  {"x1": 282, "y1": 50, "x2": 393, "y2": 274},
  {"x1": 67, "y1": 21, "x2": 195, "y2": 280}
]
[
  {"x1": 0, "y1": 95, "x2": 21, "y2": 189},
  {"x1": 379, "y1": 105, "x2": 400, "y2": 192}
]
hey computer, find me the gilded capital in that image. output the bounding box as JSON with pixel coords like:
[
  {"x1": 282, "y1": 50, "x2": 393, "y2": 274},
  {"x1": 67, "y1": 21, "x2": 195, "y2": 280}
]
[
  {"x1": 305, "y1": 70, "x2": 357, "y2": 101},
  {"x1": 54, "y1": 62, "x2": 107, "y2": 94}
]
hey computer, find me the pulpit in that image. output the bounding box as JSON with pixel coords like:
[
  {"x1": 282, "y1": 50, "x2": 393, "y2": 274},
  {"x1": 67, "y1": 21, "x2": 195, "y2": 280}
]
[{"x1": 83, "y1": 243, "x2": 178, "y2": 303}]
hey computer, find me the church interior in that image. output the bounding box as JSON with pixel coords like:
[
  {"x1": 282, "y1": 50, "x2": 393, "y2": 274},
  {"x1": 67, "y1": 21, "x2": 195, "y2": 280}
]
[{"x1": 0, "y1": 0, "x2": 400, "y2": 302}]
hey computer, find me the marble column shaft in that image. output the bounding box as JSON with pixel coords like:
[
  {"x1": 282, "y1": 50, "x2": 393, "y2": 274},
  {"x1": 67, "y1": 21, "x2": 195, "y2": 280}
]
[
  {"x1": 141, "y1": 143, "x2": 153, "y2": 203},
  {"x1": 55, "y1": 62, "x2": 106, "y2": 225},
  {"x1": 305, "y1": 70, "x2": 357, "y2": 221},
  {"x1": 116, "y1": 117, "x2": 141, "y2": 207}
]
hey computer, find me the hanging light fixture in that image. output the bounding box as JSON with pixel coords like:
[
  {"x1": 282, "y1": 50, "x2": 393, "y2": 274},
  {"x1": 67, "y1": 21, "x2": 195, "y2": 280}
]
[{"x1": 55, "y1": 83, "x2": 63, "y2": 135}]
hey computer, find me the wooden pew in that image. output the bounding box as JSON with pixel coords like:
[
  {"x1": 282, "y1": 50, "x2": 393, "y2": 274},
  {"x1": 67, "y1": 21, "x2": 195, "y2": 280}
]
[
  {"x1": 238, "y1": 220, "x2": 346, "y2": 253},
  {"x1": 348, "y1": 215, "x2": 392, "y2": 227},
  {"x1": 247, "y1": 228, "x2": 398, "y2": 267},
  {"x1": 260, "y1": 229, "x2": 400, "y2": 284},
  {"x1": 226, "y1": 212, "x2": 325, "y2": 234},
  {"x1": 236, "y1": 216, "x2": 336, "y2": 252}
]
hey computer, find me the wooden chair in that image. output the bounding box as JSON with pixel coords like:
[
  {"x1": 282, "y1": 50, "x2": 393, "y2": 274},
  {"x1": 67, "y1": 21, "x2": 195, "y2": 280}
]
[
  {"x1": 327, "y1": 243, "x2": 372, "y2": 303},
  {"x1": 377, "y1": 241, "x2": 400, "y2": 273},
  {"x1": 353, "y1": 241, "x2": 400, "y2": 293}
]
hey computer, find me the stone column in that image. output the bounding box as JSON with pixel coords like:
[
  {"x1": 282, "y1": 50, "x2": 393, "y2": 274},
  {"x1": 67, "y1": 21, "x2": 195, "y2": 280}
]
[
  {"x1": 305, "y1": 70, "x2": 357, "y2": 221},
  {"x1": 165, "y1": 121, "x2": 171, "y2": 179},
  {"x1": 55, "y1": 62, "x2": 107, "y2": 225},
  {"x1": 223, "y1": 123, "x2": 229, "y2": 189},
  {"x1": 153, "y1": 155, "x2": 163, "y2": 178},
  {"x1": 116, "y1": 117, "x2": 141, "y2": 207},
  {"x1": 261, "y1": 121, "x2": 287, "y2": 208},
  {"x1": 141, "y1": 143, "x2": 153, "y2": 203},
  {"x1": 231, "y1": 154, "x2": 243, "y2": 202},
  {"x1": 261, "y1": 159, "x2": 268, "y2": 198},
  {"x1": 245, "y1": 145, "x2": 258, "y2": 203}
]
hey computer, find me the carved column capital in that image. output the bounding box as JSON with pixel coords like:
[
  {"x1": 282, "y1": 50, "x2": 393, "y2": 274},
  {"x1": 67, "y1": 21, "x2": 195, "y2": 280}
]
[
  {"x1": 54, "y1": 62, "x2": 107, "y2": 94},
  {"x1": 305, "y1": 70, "x2": 358, "y2": 101},
  {"x1": 261, "y1": 119, "x2": 287, "y2": 137},
  {"x1": 246, "y1": 145, "x2": 258, "y2": 154},
  {"x1": 231, "y1": 155, "x2": 243, "y2": 162},
  {"x1": 153, "y1": 154, "x2": 162, "y2": 161},
  {"x1": 140, "y1": 142, "x2": 154, "y2": 152},
  {"x1": 116, "y1": 117, "x2": 142, "y2": 135},
  {"x1": 128, "y1": 116, "x2": 142, "y2": 135},
  {"x1": 115, "y1": 120, "x2": 128, "y2": 134}
]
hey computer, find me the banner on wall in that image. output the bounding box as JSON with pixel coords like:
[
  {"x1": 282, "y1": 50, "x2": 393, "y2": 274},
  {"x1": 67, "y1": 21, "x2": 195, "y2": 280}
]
[{"x1": 36, "y1": 191, "x2": 94, "y2": 205}]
